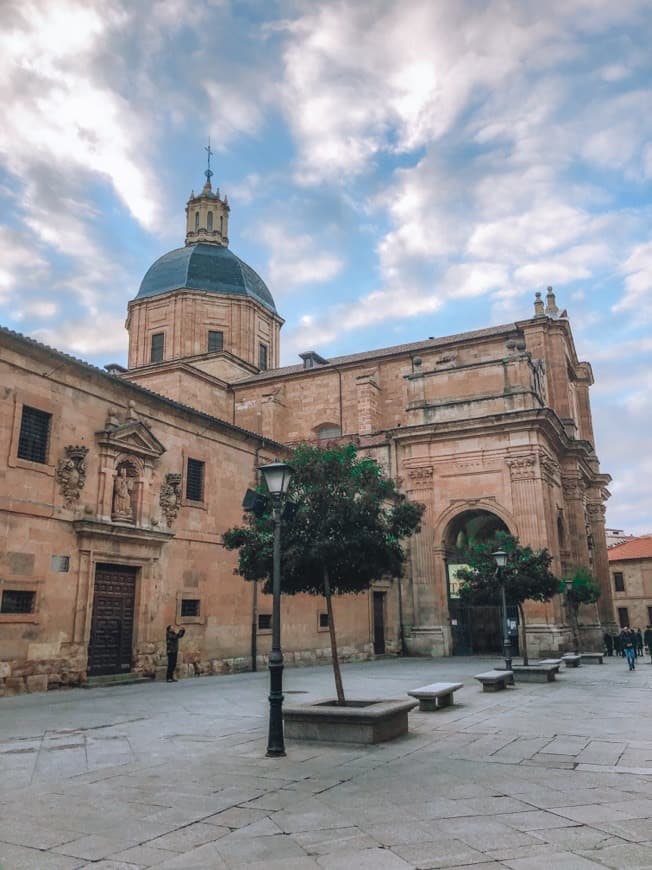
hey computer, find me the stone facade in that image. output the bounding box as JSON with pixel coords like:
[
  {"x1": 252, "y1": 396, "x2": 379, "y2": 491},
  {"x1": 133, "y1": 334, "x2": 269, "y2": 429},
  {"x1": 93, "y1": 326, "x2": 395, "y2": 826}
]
[{"x1": 0, "y1": 181, "x2": 614, "y2": 694}]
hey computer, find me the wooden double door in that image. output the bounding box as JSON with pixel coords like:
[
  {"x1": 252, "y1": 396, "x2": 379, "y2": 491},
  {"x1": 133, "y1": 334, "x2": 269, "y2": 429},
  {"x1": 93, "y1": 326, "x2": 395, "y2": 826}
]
[{"x1": 88, "y1": 564, "x2": 137, "y2": 676}]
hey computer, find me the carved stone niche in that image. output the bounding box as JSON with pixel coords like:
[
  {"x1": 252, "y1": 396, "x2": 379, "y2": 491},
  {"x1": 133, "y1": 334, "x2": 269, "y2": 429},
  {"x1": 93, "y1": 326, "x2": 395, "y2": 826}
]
[
  {"x1": 160, "y1": 473, "x2": 182, "y2": 528},
  {"x1": 95, "y1": 415, "x2": 166, "y2": 525},
  {"x1": 56, "y1": 445, "x2": 89, "y2": 508}
]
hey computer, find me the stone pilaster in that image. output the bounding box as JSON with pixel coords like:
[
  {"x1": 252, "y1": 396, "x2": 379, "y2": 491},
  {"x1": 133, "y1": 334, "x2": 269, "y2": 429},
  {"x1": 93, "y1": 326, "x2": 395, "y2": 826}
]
[
  {"x1": 404, "y1": 466, "x2": 437, "y2": 625},
  {"x1": 586, "y1": 499, "x2": 613, "y2": 626},
  {"x1": 561, "y1": 473, "x2": 591, "y2": 569},
  {"x1": 506, "y1": 454, "x2": 545, "y2": 547},
  {"x1": 356, "y1": 369, "x2": 380, "y2": 435}
]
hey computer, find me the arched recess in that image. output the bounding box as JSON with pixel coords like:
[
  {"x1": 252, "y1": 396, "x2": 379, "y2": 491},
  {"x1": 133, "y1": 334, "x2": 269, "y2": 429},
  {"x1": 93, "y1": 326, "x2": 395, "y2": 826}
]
[
  {"x1": 313, "y1": 422, "x2": 342, "y2": 441},
  {"x1": 437, "y1": 503, "x2": 517, "y2": 656},
  {"x1": 112, "y1": 454, "x2": 144, "y2": 525}
]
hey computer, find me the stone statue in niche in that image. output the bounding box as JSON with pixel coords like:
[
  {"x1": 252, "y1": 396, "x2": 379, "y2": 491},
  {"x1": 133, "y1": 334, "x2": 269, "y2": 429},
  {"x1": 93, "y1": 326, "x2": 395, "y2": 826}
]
[
  {"x1": 56, "y1": 445, "x2": 89, "y2": 508},
  {"x1": 112, "y1": 465, "x2": 135, "y2": 521},
  {"x1": 159, "y1": 473, "x2": 182, "y2": 527}
]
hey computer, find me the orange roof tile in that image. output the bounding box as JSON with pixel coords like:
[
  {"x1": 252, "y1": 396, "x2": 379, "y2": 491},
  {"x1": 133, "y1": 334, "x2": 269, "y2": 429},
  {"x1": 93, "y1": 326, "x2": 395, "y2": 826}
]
[{"x1": 608, "y1": 535, "x2": 652, "y2": 561}]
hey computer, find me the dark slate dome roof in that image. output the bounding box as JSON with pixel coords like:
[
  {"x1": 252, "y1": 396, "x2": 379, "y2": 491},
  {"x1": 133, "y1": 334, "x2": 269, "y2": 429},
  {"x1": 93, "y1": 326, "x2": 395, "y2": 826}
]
[{"x1": 136, "y1": 243, "x2": 276, "y2": 313}]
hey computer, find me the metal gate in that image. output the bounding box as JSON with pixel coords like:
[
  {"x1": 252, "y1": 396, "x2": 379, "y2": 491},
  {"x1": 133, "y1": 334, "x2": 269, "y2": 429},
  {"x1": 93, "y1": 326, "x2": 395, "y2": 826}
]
[{"x1": 88, "y1": 564, "x2": 137, "y2": 676}]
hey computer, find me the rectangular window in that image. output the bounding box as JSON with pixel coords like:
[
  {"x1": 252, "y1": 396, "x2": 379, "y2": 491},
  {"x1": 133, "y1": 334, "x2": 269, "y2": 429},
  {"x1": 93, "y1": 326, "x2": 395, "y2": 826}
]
[
  {"x1": 617, "y1": 607, "x2": 629, "y2": 628},
  {"x1": 150, "y1": 332, "x2": 164, "y2": 362},
  {"x1": 319, "y1": 612, "x2": 329, "y2": 629},
  {"x1": 258, "y1": 343, "x2": 268, "y2": 371},
  {"x1": 258, "y1": 613, "x2": 271, "y2": 631},
  {"x1": 1, "y1": 590, "x2": 36, "y2": 614},
  {"x1": 648, "y1": 605, "x2": 652, "y2": 626},
  {"x1": 208, "y1": 330, "x2": 224, "y2": 353},
  {"x1": 180, "y1": 599, "x2": 200, "y2": 617},
  {"x1": 186, "y1": 458, "x2": 205, "y2": 501},
  {"x1": 17, "y1": 406, "x2": 51, "y2": 464},
  {"x1": 51, "y1": 555, "x2": 70, "y2": 573},
  {"x1": 613, "y1": 571, "x2": 625, "y2": 592}
]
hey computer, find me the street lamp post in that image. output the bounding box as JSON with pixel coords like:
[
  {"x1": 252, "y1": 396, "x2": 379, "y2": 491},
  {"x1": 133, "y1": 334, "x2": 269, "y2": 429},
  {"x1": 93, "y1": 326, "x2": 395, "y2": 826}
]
[
  {"x1": 493, "y1": 549, "x2": 512, "y2": 670},
  {"x1": 258, "y1": 460, "x2": 293, "y2": 758},
  {"x1": 565, "y1": 578, "x2": 578, "y2": 652}
]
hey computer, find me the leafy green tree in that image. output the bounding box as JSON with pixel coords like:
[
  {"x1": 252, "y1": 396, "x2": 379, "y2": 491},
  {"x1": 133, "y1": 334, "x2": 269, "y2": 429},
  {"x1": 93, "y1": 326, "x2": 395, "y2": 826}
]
[
  {"x1": 561, "y1": 567, "x2": 601, "y2": 651},
  {"x1": 224, "y1": 443, "x2": 424, "y2": 704},
  {"x1": 456, "y1": 531, "x2": 560, "y2": 664}
]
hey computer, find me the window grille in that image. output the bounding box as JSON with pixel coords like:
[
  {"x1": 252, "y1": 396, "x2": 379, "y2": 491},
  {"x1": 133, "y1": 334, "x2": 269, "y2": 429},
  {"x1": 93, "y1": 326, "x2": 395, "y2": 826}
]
[
  {"x1": 259, "y1": 343, "x2": 268, "y2": 370},
  {"x1": 613, "y1": 572, "x2": 625, "y2": 592},
  {"x1": 258, "y1": 613, "x2": 271, "y2": 630},
  {"x1": 208, "y1": 330, "x2": 224, "y2": 353},
  {"x1": 1, "y1": 590, "x2": 36, "y2": 614},
  {"x1": 319, "y1": 612, "x2": 329, "y2": 629},
  {"x1": 17, "y1": 406, "x2": 51, "y2": 463},
  {"x1": 186, "y1": 458, "x2": 205, "y2": 501},
  {"x1": 181, "y1": 599, "x2": 200, "y2": 617},
  {"x1": 617, "y1": 607, "x2": 629, "y2": 628},
  {"x1": 151, "y1": 333, "x2": 164, "y2": 362}
]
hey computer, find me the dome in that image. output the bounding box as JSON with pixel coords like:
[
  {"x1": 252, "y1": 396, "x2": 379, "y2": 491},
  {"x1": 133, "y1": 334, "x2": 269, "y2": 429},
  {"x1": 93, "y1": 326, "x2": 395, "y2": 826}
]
[{"x1": 136, "y1": 243, "x2": 277, "y2": 314}]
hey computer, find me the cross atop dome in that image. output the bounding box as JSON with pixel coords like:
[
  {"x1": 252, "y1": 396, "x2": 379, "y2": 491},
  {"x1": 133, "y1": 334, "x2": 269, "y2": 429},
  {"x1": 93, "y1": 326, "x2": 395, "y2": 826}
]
[{"x1": 185, "y1": 142, "x2": 230, "y2": 247}]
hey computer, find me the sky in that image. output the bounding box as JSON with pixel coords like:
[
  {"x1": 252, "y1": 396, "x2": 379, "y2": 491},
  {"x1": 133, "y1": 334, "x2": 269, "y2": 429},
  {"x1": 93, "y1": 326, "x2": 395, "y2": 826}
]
[{"x1": 1, "y1": 0, "x2": 651, "y2": 534}]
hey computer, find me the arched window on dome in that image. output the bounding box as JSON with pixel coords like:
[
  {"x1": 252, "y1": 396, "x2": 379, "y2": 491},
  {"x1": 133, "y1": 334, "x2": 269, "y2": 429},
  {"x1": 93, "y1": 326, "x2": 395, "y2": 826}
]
[
  {"x1": 207, "y1": 211, "x2": 213, "y2": 232},
  {"x1": 194, "y1": 211, "x2": 199, "y2": 230}
]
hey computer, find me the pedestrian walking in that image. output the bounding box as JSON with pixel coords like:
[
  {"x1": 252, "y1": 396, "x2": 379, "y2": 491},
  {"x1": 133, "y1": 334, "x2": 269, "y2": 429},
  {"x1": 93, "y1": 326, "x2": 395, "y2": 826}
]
[
  {"x1": 620, "y1": 627, "x2": 636, "y2": 671},
  {"x1": 635, "y1": 628, "x2": 643, "y2": 656},
  {"x1": 166, "y1": 625, "x2": 186, "y2": 682},
  {"x1": 613, "y1": 632, "x2": 622, "y2": 657},
  {"x1": 644, "y1": 625, "x2": 652, "y2": 663},
  {"x1": 603, "y1": 632, "x2": 614, "y2": 656}
]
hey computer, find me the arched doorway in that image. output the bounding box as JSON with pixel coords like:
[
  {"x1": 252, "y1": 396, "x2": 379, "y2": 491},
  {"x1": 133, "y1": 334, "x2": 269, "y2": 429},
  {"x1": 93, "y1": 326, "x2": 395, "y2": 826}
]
[{"x1": 444, "y1": 509, "x2": 518, "y2": 655}]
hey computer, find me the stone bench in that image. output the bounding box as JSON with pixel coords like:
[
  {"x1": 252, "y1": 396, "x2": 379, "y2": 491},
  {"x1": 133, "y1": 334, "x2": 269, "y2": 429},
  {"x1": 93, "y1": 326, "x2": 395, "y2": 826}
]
[
  {"x1": 580, "y1": 652, "x2": 604, "y2": 664},
  {"x1": 535, "y1": 658, "x2": 563, "y2": 673},
  {"x1": 408, "y1": 682, "x2": 463, "y2": 711},
  {"x1": 561, "y1": 654, "x2": 581, "y2": 667},
  {"x1": 512, "y1": 664, "x2": 557, "y2": 683},
  {"x1": 474, "y1": 670, "x2": 513, "y2": 692}
]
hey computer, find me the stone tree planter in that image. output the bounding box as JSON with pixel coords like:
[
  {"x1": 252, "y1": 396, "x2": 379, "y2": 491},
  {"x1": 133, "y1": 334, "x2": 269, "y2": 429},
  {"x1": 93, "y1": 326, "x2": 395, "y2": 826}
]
[{"x1": 283, "y1": 698, "x2": 418, "y2": 744}]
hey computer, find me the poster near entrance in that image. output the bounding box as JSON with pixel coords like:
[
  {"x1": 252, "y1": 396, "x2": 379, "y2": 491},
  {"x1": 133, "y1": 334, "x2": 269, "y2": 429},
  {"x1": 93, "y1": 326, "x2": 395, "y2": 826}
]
[{"x1": 88, "y1": 564, "x2": 137, "y2": 676}]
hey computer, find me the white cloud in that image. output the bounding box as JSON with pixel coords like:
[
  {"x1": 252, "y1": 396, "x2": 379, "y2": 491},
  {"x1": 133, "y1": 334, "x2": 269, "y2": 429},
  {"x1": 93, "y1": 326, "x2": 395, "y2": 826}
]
[
  {"x1": 0, "y1": 1, "x2": 156, "y2": 228},
  {"x1": 33, "y1": 315, "x2": 128, "y2": 358},
  {"x1": 258, "y1": 224, "x2": 344, "y2": 289}
]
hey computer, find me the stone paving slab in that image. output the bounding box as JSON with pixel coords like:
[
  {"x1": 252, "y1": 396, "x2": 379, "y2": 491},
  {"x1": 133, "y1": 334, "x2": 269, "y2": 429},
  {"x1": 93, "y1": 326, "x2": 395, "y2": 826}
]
[{"x1": 1, "y1": 655, "x2": 651, "y2": 869}]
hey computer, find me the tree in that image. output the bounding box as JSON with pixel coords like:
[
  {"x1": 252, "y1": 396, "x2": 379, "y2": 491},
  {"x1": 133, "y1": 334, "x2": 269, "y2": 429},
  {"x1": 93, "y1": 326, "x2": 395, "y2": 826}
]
[
  {"x1": 561, "y1": 567, "x2": 601, "y2": 651},
  {"x1": 456, "y1": 531, "x2": 560, "y2": 664},
  {"x1": 224, "y1": 443, "x2": 424, "y2": 704}
]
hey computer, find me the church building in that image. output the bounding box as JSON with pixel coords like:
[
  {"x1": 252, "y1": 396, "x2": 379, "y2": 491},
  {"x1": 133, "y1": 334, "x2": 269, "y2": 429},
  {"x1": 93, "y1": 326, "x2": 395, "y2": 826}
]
[{"x1": 0, "y1": 164, "x2": 614, "y2": 694}]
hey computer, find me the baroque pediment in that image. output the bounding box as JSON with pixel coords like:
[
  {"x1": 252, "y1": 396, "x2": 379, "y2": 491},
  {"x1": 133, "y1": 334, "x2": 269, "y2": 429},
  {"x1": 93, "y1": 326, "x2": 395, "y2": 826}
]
[{"x1": 96, "y1": 420, "x2": 166, "y2": 460}]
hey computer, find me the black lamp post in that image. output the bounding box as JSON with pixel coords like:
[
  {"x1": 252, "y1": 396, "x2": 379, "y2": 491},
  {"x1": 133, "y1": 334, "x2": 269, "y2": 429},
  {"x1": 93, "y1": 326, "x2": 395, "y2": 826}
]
[
  {"x1": 564, "y1": 578, "x2": 578, "y2": 652},
  {"x1": 258, "y1": 460, "x2": 293, "y2": 758},
  {"x1": 493, "y1": 548, "x2": 512, "y2": 670}
]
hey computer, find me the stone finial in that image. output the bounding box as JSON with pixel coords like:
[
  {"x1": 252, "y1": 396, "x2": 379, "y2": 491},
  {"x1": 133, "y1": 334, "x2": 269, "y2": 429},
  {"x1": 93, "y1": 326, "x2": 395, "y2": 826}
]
[
  {"x1": 545, "y1": 286, "x2": 559, "y2": 317},
  {"x1": 534, "y1": 291, "x2": 545, "y2": 317}
]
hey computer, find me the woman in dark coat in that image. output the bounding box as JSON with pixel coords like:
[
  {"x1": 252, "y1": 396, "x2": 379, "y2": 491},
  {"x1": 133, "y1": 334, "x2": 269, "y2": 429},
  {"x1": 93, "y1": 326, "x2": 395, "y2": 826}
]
[{"x1": 166, "y1": 625, "x2": 186, "y2": 682}]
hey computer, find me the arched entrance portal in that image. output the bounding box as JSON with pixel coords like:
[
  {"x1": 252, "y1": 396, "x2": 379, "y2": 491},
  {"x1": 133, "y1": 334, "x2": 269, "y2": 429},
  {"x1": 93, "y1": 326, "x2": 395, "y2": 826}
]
[{"x1": 445, "y1": 509, "x2": 518, "y2": 656}]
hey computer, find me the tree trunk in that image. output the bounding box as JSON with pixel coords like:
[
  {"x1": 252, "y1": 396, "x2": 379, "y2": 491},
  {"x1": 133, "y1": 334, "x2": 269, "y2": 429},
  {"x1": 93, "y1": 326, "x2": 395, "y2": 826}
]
[
  {"x1": 518, "y1": 601, "x2": 528, "y2": 665},
  {"x1": 323, "y1": 566, "x2": 345, "y2": 705}
]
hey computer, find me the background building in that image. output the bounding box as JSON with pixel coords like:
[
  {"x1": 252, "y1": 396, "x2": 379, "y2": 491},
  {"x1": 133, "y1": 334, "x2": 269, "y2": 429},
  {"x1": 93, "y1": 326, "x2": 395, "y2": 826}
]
[
  {"x1": 0, "y1": 170, "x2": 614, "y2": 694},
  {"x1": 608, "y1": 535, "x2": 652, "y2": 630}
]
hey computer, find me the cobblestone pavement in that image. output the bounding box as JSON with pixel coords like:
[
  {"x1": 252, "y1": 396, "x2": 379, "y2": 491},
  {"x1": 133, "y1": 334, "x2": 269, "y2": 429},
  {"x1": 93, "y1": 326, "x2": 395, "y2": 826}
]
[{"x1": 1, "y1": 655, "x2": 651, "y2": 869}]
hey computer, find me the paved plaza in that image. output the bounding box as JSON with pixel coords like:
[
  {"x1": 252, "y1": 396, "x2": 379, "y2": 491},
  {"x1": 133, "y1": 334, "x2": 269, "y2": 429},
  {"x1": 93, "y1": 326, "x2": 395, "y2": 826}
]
[{"x1": 1, "y1": 655, "x2": 651, "y2": 870}]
